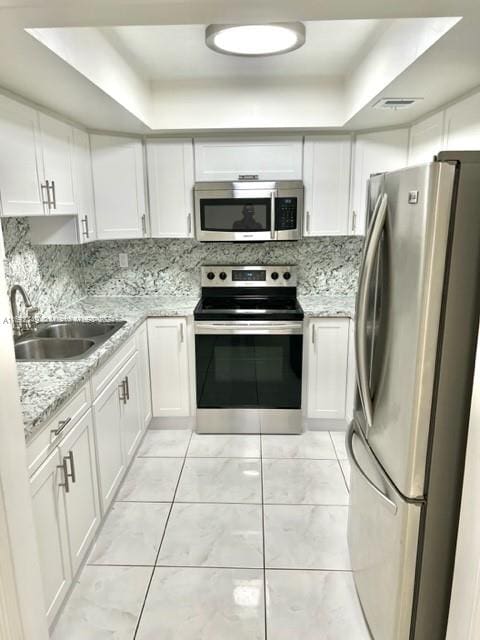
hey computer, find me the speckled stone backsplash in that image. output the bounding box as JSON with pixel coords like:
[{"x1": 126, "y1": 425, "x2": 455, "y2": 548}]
[
  {"x1": 1, "y1": 217, "x2": 86, "y2": 316},
  {"x1": 82, "y1": 237, "x2": 363, "y2": 297}
]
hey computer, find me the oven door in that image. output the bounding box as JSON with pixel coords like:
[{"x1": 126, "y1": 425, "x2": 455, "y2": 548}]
[{"x1": 195, "y1": 321, "x2": 303, "y2": 434}]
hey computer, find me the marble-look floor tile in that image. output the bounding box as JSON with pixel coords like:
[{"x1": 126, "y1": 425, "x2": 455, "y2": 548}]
[
  {"x1": 136, "y1": 567, "x2": 265, "y2": 640},
  {"x1": 176, "y1": 458, "x2": 262, "y2": 504},
  {"x1": 138, "y1": 429, "x2": 191, "y2": 457},
  {"x1": 188, "y1": 434, "x2": 261, "y2": 458},
  {"x1": 266, "y1": 570, "x2": 370, "y2": 640},
  {"x1": 264, "y1": 505, "x2": 350, "y2": 570},
  {"x1": 340, "y1": 459, "x2": 351, "y2": 490},
  {"x1": 330, "y1": 430, "x2": 348, "y2": 460},
  {"x1": 52, "y1": 565, "x2": 151, "y2": 640},
  {"x1": 262, "y1": 459, "x2": 349, "y2": 505},
  {"x1": 117, "y1": 457, "x2": 183, "y2": 502},
  {"x1": 157, "y1": 503, "x2": 263, "y2": 568},
  {"x1": 261, "y1": 431, "x2": 336, "y2": 460},
  {"x1": 88, "y1": 502, "x2": 170, "y2": 566}
]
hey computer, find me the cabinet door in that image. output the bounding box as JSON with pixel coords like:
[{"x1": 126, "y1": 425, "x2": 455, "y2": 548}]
[
  {"x1": 148, "y1": 318, "x2": 190, "y2": 417},
  {"x1": 147, "y1": 138, "x2": 194, "y2": 238},
  {"x1": 408, "y1": 112, "x2": 445, "y2": 166},
  {"x1": 307, "y1": 318, "x2": 350, "y2": 420},
  {"x1": 137, "y1": 322, "x2": 153, "y2": 429},
  {"x1": 30, "y1": 448, "x2": 71, "y2": 625},
  {"x1": 93, "y1": 374, "x2": 125, "y2": 512},
  {"x1": 194, "y1": 137, "x2": 303, "y2": 181},
  {"x1": 91, "y1": 134, "x2": 146, "y2": 240},
  {"x1": 72, "y1": 127, "x2": 96, "y2": 242},
  {"x1": 59, "y1": 409, "x2": 101, "y2": 574},
  {"x1": 119, "y1": 354, "x2": 143, "y2": 463},
  {"x1": 304, "y1": 135, "x2": 351, "y2": 236},
  {"x1": 351, "y1": 129, "x2": 408, "y2": 235},
  {"x1": 38, "y1": 113, "x2": 77, "y2": 215},
  {"x1": 444, "y1": 92, "x2": 480, "y2": 151},
  {"x1": 0, "y1": 95, "x2": 45, "y2": 216}
]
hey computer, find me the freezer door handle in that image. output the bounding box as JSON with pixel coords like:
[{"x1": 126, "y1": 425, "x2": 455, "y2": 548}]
[
  {"x1": 346, "y1": 421, "x2": 398, "y2": 515},
  {"x1": 355, "y1": 192, "x2": 388, "y2": 431}
]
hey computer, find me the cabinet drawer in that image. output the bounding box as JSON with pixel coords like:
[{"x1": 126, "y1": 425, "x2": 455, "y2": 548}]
[
  {"x1": 91, "y1": 334, "x2": 136, "y2": 399},
  {"x1": 27, "y1": 382, "x2": 91, "y2": 477}
]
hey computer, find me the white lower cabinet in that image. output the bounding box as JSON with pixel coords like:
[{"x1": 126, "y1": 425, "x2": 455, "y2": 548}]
[
  {"x1": 137, "y1": 322, "x2": 153, "y2": 428},
  {"x1": 148, "y1": 318, "x2": 190, "y2": 417},
  {"x1": 119, "y1": 353, "x2": 143, "y2": 464},
  {"x1": 306, "y1": 318, "x2": 352, "y2": 421},
  {"x1": 59, "y1": 409, "x2": 101, "y2": 574},
  {"x1": 30, "y1": 448, "x2": 71, "y2": 625},
  {"x1": 92, "y1": 372, "x2": 126, "y2": 513}
]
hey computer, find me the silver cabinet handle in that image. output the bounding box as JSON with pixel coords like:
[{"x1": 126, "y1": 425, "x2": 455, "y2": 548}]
[
  {"x1": 51, "y1": 417, "x2": 71, "y2": 438},
  {"x1": 346, "y1": 422, "x2": 397, "y2": 515},
  {"x1": 306, "y1": 211, "x2": 311, "y2": 233},
  {"x1": 311, "y1": 323, "x2": 315, "y2": 348},
  {"x1": 179, "y1": 322, "x2": 184, "y2": 343},
  {"x1": 270, "y1": 191, "x2": 276, "y2": 240},
  {"x1": 41, "y1": 182, "x2": 50, "y2": 209},
  {"x1": 49, "y1": 180, "x2": 57, "y2": 209},
  {"x1": 57, "y1": 458, "x2": 70, "y2": 493},
  {"x1": 355, "y1": 193, "x2": 388, "y2": 431},
  {"x1": 119, "y1": 381, "x2": 127, "y2": 405},
  {"x1": 141, "y1": 214, "x2": 147, "y2": 236},
  {"x1": 65, "y1": 451, "x2": 76, "y2": 484},
  {"x1": 124, "y1": 376, "x2": 130, "y2": 401},
  {"x1": 352, "y1": 210, "x2": 357, "y2": 233},
  {"x1": 187, "y1": 213, "x2": 192, "y2": 235},
  {"x1": 81, "y1": 216, "x2": 89, "y2": 238}
]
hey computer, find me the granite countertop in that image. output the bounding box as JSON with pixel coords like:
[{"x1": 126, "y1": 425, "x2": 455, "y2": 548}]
[
  {"x1": 299, "y1": 294, "x2": 356, "y2": 319},
  {"x1": 18, "y1": 293, "x2": 354, "y2": 443},
  {"x1": 18, "y1": 296, "x2": 198, "y2": 443}
]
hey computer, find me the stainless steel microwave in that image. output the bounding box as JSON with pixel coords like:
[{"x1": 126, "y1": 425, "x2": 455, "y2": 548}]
[{"x1": 194, "y1": 180, "x2": 304, "y2": 242}]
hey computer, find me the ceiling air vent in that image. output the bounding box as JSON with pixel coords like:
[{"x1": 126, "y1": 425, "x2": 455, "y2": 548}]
[{"x1": 373, "y1": 98, "x2": 423, "y2": 110}]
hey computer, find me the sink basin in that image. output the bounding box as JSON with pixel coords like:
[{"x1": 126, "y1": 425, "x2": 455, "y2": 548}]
[
  {"x1": 15, "y1": 338, "x2": 95, "y2": 361},
  {"x1": 36, "y1": 321, "x2": 122, "y2": 339},
  {"x1": 15, "y1": 320, "x2": 126, "y2": 361}
]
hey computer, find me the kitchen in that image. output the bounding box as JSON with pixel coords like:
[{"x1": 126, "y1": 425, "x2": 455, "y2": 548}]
[{"x1": 0, "y1": 2, "x2": 480, "y2": 640}]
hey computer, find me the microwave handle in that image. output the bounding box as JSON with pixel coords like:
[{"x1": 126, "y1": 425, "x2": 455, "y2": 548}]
[{"x1": 270, "y1": 191, "x2": 276, "y2": 240}]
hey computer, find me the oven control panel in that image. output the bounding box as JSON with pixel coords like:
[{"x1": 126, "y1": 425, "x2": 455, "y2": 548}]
[{"x1": 201, "y1": 266, "x2": 297, "y2": 287}]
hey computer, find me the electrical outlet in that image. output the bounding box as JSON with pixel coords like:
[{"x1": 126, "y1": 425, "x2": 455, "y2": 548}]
[{"x1": 119, "y1": 253, "x2": 129, "y2": 268}]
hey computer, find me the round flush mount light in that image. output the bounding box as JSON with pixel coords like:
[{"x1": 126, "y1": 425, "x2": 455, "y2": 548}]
[{"x1": 205, "y1": 23, "x2": 306, "y2": 57}]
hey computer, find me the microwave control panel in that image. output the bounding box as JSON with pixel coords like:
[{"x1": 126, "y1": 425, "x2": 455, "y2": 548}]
[{"x1": 275, "y1": 197, "x2": 298, "y2": 231}]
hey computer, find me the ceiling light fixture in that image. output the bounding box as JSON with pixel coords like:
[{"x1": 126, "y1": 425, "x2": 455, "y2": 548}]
[{"x1": 205, "y1": 23, "x2": 306, "y2": 57}]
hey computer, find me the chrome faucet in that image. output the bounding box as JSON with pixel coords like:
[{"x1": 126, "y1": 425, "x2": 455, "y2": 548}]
[{"x1": 10, "y1": 284, "x2": 39, "y2": 338}]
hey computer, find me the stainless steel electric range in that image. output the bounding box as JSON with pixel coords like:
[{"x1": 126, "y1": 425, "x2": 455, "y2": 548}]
[{"x1": 194, "y1": 265, "x2": 304, "y2": 434}]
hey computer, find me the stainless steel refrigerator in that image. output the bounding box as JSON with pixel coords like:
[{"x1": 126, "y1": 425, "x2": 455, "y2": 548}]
[{"x1": 347, "y1": 152, "x2": 480, "y2": 640}]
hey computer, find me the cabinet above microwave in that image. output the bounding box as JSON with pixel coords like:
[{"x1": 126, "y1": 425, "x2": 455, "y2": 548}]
[{"x1": 194, "y1": 180, "x2": 304, "y2": 242}]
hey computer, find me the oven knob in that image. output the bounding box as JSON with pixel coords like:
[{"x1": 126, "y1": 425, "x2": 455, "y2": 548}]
[
  {"x1": 207, "y1": 272, "x2": 215, "y2": 280},
  {"x1": 271, "y1": 272, "x2": 279, "y2": 280},
  {"x1": 219, "y1": 272, "x2": 227, "y2": 280},
  {"x1": 283, "y1": 272, "x2": 291, "y2": 280}
]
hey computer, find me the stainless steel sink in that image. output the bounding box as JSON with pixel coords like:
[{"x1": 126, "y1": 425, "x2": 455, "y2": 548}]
[
  {"x1": 15, "y1": 338, "x2": 96, "y2": 361},
  {"x1": 36, "y1": 321, "x2": 122, "y2": 339},
  {"x1": 14, "y1": 320, "x2": 126, "y2": 361}
]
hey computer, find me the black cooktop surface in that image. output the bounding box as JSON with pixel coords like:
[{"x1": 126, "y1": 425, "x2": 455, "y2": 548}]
[{"x1": 194, "y1": 289, "x2": 304, "y2": 321}]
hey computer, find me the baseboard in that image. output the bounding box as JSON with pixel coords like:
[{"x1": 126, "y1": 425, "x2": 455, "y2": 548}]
[
  {"x1": 149, "y1": 416, "x2": 195, "y2": 430},
  {"x1": 303, "y1": 417, "x2": 348, "y2": 431}
]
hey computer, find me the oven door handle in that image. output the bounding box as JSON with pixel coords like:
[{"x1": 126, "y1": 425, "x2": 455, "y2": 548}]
[
  {"x1": 270, "y1": 190, "x2": 277, "y2": 240},
  {"x1": 195, "y1": 322, "x2": 303, "y2": 335}
]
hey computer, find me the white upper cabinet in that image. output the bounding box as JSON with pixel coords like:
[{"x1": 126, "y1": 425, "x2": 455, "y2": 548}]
[
  {"x1": 91, "y1": 134, "x2": 147, "y2": 240},
  {"x1": 408, "y1": 112, "x2": 445, "y2": 166},
  {"x1": 72, "y1": 127, "x2": 96, "y2": 242},
  {"x1": 38, "y1": 113, "x2": 77, "y2": 215},
  {"x1": 444, "y1": 92, "x2": 480, "y2": 151},
  {"x1": 0, "y1": 95, "x2": 46, "y2": 216},
  {"x1": 351, "y1": 129, "x2": 408, "y2": 235},
  {"x1": 194, "y1": 137, "x2": 303, "y2": 182},
  {"x1": 303, "y1": 135, "x2": 352, "y2": 236},
  {"x1": 147, "y1": 138, "x2": 194, "y2": 238}
]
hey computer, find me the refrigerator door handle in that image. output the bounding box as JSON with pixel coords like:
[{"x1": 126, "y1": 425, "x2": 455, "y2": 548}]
[
  {"x1": 347, "y1": 421, "x2": 398, "y2": 515},
  {"x1": 355, "y1": 193, "x2": 388, "y2": 431}
]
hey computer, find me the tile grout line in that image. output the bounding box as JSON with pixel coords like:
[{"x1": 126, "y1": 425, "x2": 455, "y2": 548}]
[
  {"x1": 328, "y1": 430, "x2": 350, "y2": 492},
  {"x1": 260, "y1": 435, "x2": 268, "y2": 640},
  {"x1": 132, "y1": 429, "x2": 194, "y2": 640},
  {"x1": 87, "y1": 562, "x2": 354, "y2": 573}
]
